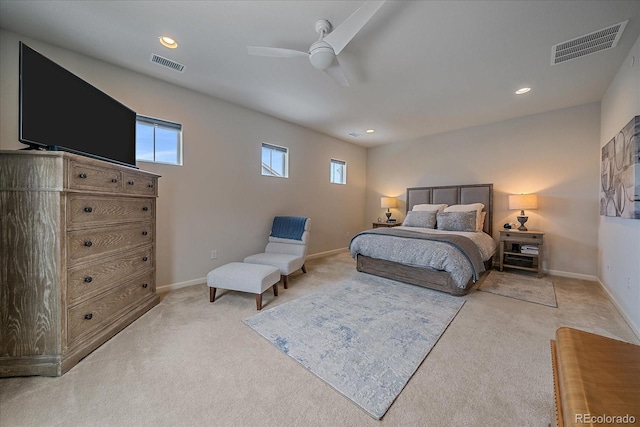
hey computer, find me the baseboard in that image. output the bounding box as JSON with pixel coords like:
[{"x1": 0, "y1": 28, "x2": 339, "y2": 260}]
[
  {"x1": 306, "y1": 247, "x2": 349, "y2": 260},
  {"x1": 157, "y1": 248, "x2": 350, "y2": 294},
  {"x1": 546, "y1": 269, "x2": 598, "y2": 282},
  {"x1": 596, "y1": 278, "x2": 640, "y2": 340},
  {"x1": 157, "y1": 277, "x2": 205, "y2": 294}
]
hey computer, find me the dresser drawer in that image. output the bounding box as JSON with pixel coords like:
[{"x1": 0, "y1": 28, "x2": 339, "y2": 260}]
[
  {"x1": 67, "y1": 223, "x2": 153, "y2": 265},
  {"x1": 67, "y1": 195, "x2": 154, "y2": 228},
  {"x1": 501, "y1": 232, "x2": 544, "y2": 244},
  {"x1": 67, "y1": 246, "x2": 154, "y2": 306},
  {"x1": 69, "y1": 161, "x2": 122, "y2": 193},
  {"x1": 122, "y1": 172, "x2": 158, "y2": 196},
  {"x1": 67, "y1": 271, "x2": 155, "y2": 344}
]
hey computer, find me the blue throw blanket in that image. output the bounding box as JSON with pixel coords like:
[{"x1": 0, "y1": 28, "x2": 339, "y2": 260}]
[{"x1": 270, "y1": 216, "x2": 307, "y2": 240}]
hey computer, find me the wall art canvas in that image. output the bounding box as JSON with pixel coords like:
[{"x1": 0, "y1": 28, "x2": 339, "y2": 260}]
[{"x1": 600, "y1": 115, "x2": 640, "y2": 219}]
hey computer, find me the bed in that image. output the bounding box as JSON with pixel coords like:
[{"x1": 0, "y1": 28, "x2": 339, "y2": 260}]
[{"x1": 350, "y1": 184, "x2": 496, "y2": 296}]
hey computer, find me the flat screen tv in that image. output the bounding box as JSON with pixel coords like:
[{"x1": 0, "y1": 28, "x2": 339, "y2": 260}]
[{"x1": 19, "y1": 42, "x2": 138, "y2": 168}]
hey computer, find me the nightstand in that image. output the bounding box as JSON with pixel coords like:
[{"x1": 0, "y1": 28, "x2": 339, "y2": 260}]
[
  {"x1": 372, "y1": 222, "x2": 402, "y2": 228},
  {"x1": 499, "y1": 229, "x2": 544, "y2": 277}
]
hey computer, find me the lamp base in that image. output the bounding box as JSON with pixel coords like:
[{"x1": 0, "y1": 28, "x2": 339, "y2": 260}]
[
  {"x1": 385, "y1": 211, "x2": 392, "y2": 222},
  {"x1": 517, "y1": 215, "x2": 528, "y2": 231}
]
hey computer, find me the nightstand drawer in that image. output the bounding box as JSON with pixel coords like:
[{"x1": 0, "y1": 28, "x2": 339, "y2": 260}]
[
  {"x1": 501, "y1": 232, "x2": 543, "y2": 244},
  {"x1": 372, "y1": 222, "x2": 402, "y2": 228}
]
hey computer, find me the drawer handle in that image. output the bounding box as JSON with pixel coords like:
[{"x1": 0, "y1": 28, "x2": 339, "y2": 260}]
[
  {"x1": 147, "y1": 183, "x2": 154, "y2": 188},
  {"x1": 84, "y1": 313, "x2": 93, "y2": 320},
  {"x1": 111, "y1": 178, "x2": 118, "y2": 183},
  {"x1": 84, "y1": 207, "x2": 93, "y2": 213},
  {"x1": 84, "y1": 240, "x2": 93, "y2": 247},
  {"x1": 142, "y1": 283, "x2": 148, "y2": 289},
  {"x1": 128, "y1": 181, "x2": 135, "y2": 185},
  {"x1": 142, "y1": 256, "x2": 148, "y2": 262},
  {"x1": 142, "y1": 206, "x2": 149, "y2": 212},
  {"x1": 532, "y1": 236, "x2": 538, "y2": 239},
  {"x1": 142, "y1": 231, "x2": 148, "y2": 236},
  {"x1": 84, "y1": 276, "x2": 93, "y2": 283},
  {"x1": 78, "y1": 173, "x2": 87, "y2": 179}
]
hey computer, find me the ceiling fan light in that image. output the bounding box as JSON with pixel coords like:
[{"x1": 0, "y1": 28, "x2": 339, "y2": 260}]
[{"x1": 309, "y1": 41, "x2": 335, "y2": 70}]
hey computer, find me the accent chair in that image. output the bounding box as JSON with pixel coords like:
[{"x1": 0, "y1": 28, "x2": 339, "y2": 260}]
[{"x1": 244, "y1": 217, "x2": 310, "y2": 288}]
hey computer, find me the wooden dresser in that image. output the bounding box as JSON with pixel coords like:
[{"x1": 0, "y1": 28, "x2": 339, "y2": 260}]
[{"x1": 0, "y1": 150, "x2": 160, "y2": 376}]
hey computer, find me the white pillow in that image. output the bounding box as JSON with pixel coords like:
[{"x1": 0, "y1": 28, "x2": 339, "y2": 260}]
[
  {"x1": 412, "y1": 203, "x2": 447, "y2": 213},
  {"x1": 444, "y1": 203, "x2": 485, "y2": 231},
  {"x1": 479, "y1": 211, "x2": 487, "y2": 232}
]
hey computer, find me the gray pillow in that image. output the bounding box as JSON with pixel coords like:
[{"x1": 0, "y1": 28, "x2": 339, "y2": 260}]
[
  {"x1": 436, "y1": 211, "x2": 477, "y2": 232},
  {"x1": 403, "y1": 210, "x2": 437, "y2": 228}
]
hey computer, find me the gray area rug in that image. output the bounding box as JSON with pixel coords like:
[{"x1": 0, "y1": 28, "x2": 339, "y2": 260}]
[
  {"x1": 478, "y1": 270, "x2": 557, "y2": 307},
  {"x1": 244, "y1": 273, "x2": 465, "y2": 419}
]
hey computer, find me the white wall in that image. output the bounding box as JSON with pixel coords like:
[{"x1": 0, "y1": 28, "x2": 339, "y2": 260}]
[
  {"x1": 599, "y1": 35, "x2": 640, "y2": 336},
  {"x1": 366, "y1": 103, "x2": 602, "y2": 279},
  {"x1": 0, "y1": 30, "x2": 367, "y2": 288}
]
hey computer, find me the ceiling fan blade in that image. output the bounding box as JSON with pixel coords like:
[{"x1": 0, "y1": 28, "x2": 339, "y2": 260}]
[
  {"x1": 323, "y1": 59, "x2": 350, "y2": 87},
  {"x1": 323, "y1": 0, "x2": 386, "y2": 55},
  {"x1": 247, "y1": 46, "x2": 308, "y2": 58}
]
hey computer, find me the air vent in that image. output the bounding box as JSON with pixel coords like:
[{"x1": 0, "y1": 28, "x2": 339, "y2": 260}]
[
  {"x1": 150, "y1": 53, "x2": 185, "y2": 72},
  {"x1": 551, "y1": 20, "x2": 627, "y2": 65},
  {"x1": 348, "y1": 132, "x2": 362, "y2": 138}
]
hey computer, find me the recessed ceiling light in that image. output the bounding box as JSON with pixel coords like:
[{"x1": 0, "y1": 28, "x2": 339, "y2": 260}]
[
  {"x1": 366, "y1": 129, "x2": 375, "y2": 133},
  {"x1": 159, "y1": 36, "x2": 178, "y2": 49},
  {"x1": 515, "y1": 87, "x2": 531, "y2": 95}
]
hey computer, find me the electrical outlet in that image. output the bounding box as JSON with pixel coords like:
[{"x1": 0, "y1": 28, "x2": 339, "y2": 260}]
[
  {"x1": 211, "y1": 250, "x2": 217, "y2": 260},
  {"x1": 627, "y1": 276, "x2": 632, "y2": 291}
]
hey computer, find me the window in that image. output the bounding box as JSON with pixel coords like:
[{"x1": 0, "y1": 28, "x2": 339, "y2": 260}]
[
  {"x1": 261, "y1": 143, "x2": 288, "y2": 177},
  {"x1": 330, "y1": 159, "x2": 346, "y2": 184},
  {"x1": 136, "y1": 115, "x2": 182, "y2": 165}
]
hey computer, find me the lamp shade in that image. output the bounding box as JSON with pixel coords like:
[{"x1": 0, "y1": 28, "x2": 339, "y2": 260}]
[
  {"x1": 380, "y1": 197, "x2": 397, "y2": 209},
  {"x1": 509, "y1": 194, "x2": 538, "y2": 210}
]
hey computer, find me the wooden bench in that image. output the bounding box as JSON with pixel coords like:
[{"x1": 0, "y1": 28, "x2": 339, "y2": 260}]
[{"x1": 550, "y1": 327, "x2": 640, "y2": 427}]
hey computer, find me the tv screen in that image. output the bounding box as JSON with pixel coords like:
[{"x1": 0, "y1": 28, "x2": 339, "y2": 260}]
[{"x1": 19, "y1": 42, "x2": 137, "y2": 168}]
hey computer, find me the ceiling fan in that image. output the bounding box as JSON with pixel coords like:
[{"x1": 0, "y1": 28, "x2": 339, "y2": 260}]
[{"x1": 247, "y1": 1, "x2": 386, "y2": 87}]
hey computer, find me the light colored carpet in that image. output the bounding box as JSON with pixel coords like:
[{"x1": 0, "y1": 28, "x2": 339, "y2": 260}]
[
  {"x1": 478, "y1": 270, "x2": 558, "y2": 307},
  {"x1": 0, "y1": 252, "x2": 637, "y2": 427},
  {"x1": 245, "y1": 273, "x2": 464, "y2": 419}
]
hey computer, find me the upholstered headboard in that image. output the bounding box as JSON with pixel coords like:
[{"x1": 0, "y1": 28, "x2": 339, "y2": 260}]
[{"x1": 406, "y1": 184, "x2": 493, "y2": 235}]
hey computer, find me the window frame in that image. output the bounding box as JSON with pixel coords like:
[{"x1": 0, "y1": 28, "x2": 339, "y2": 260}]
[
  {"x1": 136, "y1": 115, "x2": 183, "y2": 166},
  {"x1": 330, "y1": 158, "x2": 347, "y2": 185},
  {"x1": 261, "y1": 142, "x2": 289, "y2": 178}
]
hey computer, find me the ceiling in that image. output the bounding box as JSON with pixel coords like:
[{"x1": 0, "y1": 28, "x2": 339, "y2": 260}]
[{"x1": 1, "y1": 1, "x2": 639, "y2": 147}]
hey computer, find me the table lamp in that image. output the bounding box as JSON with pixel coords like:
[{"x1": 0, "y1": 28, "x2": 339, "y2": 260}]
[
  {"x1": 380, "y1": 197, "x2": 397, "y2": 222},
  {"x1": 509, "y1": 194, "x2": 538, "y2": 231}
]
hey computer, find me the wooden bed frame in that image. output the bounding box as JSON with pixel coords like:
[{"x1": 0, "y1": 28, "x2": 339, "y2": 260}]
[{"x1": 356, "y1": 183, "x2": 494, "y2": 296}]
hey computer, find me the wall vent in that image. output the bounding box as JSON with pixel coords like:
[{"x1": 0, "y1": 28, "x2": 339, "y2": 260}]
[
  {"x1": 551, "y1": 20, "x2": 627, "y2": 65},
  {"x1": 150, "y1": 53, "x2": 185, "y2": 72}
]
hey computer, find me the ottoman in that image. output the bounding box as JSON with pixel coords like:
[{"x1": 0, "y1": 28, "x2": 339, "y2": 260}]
[{"x1": 207, "y1": 262, "x2": 280, "y2": 310}]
